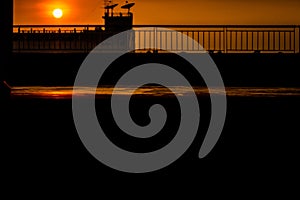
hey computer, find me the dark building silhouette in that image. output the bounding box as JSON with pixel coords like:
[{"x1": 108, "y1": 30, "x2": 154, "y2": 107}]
[
  {"x1": 0, "y1": 1, "x2": 13, "y2": 78},
  {"x1": 0, "y1": 1, "x2": 13, "y2": 97},
  {"x1": 103, "y1": 2, "x2": 134, "y2": 32}
]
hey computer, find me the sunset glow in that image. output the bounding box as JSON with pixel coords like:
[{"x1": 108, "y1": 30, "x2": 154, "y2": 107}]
[{"x1": 14, "y1": 0, "x2": 300, "y2": 25}]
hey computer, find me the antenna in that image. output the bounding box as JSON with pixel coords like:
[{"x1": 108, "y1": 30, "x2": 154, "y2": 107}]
[
  {"x1": 121, "y1": 1, "x2": 135, "y2": 13},
  {"x1": 104, "y1": 0, "x2": 112, "y2": 7},
  {"x1": 105, "y1": 3, "x2": 118, "y2": 10},
  {"x1": 104, "y1": 0, "x2": 118, "y2": 16}
]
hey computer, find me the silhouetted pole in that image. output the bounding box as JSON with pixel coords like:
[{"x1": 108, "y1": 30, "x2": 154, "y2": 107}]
[{"x1": 0, "y1": 0, "x2": 13, "y2": 97}]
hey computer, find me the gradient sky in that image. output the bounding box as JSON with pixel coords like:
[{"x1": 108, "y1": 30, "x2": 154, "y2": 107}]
[{"x1": 14, "y1": 0, "x2": 300, "y2": 25}]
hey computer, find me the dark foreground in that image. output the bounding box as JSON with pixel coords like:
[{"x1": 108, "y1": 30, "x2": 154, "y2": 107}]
[
  {"x1": 2, "y1": 93, "x2": 299, "y2": 193},
  {"x1": 7, "y1": 52, "x2": 300, "y2": 87},
  {"x1": 2, "y1": 52, "x2": 300, "y2": 193}
]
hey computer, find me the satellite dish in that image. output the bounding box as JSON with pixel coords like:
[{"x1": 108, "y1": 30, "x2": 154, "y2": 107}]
[
  {"x1": 121, "y1": 3, "x2": 135, "y2": 10},
  {"x1": 105, "y1": 3, "x2": 118, "y2": 10}
]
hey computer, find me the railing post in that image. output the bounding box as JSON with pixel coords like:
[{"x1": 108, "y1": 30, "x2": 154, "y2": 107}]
[
  {"x1": 154, "y1": 27, "x2": 157, "y2": 51},
  {"x1": 294, "y1": 26, "x2": 296, "y2": 54},
  {"x1": 295, "y1": 25, "x2": 300, "y2": 54},
  {"x1": 224, "y1": 26, "x2": 227, "y2": 53}
]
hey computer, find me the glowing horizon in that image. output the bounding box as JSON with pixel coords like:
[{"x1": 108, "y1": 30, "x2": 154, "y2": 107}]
[{"x1": 14, "y1": 0, "x2": 300, "y2": 25}]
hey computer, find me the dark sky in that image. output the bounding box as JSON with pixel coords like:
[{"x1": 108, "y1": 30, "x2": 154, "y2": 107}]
[{"x1": 14, "y1": 0, "x2": 300, "y2": 25}]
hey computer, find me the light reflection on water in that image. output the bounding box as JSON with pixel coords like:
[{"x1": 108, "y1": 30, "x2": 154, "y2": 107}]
[{"x1": 10, "y1": 86, "x2": 300, "y2": 99}]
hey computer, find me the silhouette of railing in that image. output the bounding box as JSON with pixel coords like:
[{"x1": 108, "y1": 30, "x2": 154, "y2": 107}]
[{"x1": 13, "y1": 25, "x2": 300, "y2": 53}]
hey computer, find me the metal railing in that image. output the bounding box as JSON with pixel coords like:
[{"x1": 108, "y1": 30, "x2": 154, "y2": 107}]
[{"x1": 13, "y1": 25, "x2": 300, "y2": 53}]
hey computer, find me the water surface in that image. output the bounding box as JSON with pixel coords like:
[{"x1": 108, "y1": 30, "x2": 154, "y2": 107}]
[{"x1": 11, "y1": 86, "x2": 300, "y2": 99}]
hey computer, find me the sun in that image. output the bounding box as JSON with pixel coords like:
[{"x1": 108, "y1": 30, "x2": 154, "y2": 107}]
[{"x1": 53, "y1": 8, "x2": 63, "y2": 19}]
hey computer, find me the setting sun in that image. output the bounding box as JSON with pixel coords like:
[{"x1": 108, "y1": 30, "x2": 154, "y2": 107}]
[{"x1": 52, "y1": 8, "x2": 63, "y2": 19}]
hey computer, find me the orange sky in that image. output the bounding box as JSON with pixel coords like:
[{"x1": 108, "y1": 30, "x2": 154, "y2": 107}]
[{"x1": 14, "y1": 0, "x2": 300, "y2": 25}]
